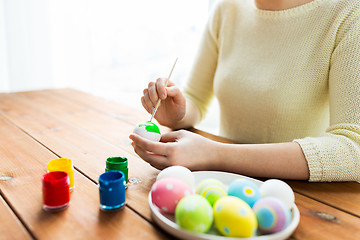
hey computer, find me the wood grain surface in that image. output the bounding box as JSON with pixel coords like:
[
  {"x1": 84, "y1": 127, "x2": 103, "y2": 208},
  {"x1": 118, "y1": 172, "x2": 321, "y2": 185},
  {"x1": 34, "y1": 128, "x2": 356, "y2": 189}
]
[
  {"x1": 0, "y1": 195, "x2": 32, "y2": 240},
  {"x1": 0, "y1": 115, "x2": 167, "y2": 240},
  {"x1": 0, "y1": 89, "x2": 359, "y2": 240}
]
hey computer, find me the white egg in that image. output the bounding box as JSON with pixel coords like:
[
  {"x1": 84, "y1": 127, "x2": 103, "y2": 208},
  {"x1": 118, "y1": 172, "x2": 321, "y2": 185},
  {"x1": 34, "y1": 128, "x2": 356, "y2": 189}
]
[
  {"x1": 156, "y1": 166, "x2": 195, "y2": 188},
  {"x1": 260, "y1": 179, "x2": 295, "y2": 209},
  {"x1": 133, "y1": 121, "x2": 161, "y2": 142}
]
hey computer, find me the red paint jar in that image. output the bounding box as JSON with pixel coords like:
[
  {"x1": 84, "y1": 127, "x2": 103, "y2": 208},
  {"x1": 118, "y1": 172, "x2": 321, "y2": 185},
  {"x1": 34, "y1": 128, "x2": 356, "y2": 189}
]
[{"x1": 42, "y1": 171, "x2": 70, "y2": 211}]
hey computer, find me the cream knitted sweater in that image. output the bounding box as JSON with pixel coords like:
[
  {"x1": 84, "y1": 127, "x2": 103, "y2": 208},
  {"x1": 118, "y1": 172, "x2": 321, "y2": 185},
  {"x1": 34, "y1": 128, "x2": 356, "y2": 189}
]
[{"x1": 183, "y1": 0, "x2": 360, "y2": 182}]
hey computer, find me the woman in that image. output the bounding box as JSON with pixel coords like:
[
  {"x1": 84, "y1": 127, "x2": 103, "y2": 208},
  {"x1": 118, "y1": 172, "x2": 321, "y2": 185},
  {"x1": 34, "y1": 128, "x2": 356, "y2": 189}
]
[{"x1": 129, "y1": 0, "x2": 360, "y2": 182}]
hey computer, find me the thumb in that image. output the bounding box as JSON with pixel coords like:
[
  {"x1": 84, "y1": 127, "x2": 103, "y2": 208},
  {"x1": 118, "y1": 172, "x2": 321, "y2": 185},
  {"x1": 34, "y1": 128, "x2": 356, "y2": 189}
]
[
  {"x1": 166, "y1": 86, "x2": 181, "y2": 96},
  {"x1": 160, "y1": 130, "x2": 184, "y2": 143},
  {"x1": 166, "y1": 86, "x2": 184, "y2": 102}
]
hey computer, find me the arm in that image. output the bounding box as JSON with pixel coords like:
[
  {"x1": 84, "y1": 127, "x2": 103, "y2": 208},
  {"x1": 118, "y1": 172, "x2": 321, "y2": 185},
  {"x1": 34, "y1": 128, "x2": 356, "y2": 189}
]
[
  {"x1": 130, "y1": 130, "x2": 309, "y2": 180},
  {"x1": 216, "y1": 141, "x2": 309, "y2": 180},
  {"x1": 294, "y1": 7, "x2": 360, "y2": 182}
]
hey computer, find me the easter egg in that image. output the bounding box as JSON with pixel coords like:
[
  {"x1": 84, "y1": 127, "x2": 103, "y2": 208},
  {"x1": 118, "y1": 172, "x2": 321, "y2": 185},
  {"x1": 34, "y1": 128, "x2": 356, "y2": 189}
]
[
  {"x1": 228, "y1": 179, "x2": 262, "y2": 207},
  {"x1": 157, "y1": 166, "x2": 195, "y2": 188},
  {"x1": 133, "y1": 121, "x2": 161, "y2": 141},
  {"x1": 260, "y1": 179, "x2": 295, "y2": 209},
  {"x1": 253, "y1": 197, "x2": 292, "y2": 234},
  {"x1": 195, "y1": 179, "x2": 227, "y2": 206},
  {"x1": 175, "y1": 195, "x2": 213, "y2": 233},
  {"x1": 151, "y1": 178, "x2": 192, "y2": 214},
  {"x1": 213, "y1": 196, "x2": 257, "y2": 237}
]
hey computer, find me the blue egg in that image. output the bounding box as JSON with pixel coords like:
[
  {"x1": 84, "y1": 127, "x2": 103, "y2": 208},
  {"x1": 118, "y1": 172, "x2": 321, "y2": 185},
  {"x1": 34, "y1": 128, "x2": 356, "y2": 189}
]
[{"x1": 227, "y1": 179, "x2": 262, "y2": 208}]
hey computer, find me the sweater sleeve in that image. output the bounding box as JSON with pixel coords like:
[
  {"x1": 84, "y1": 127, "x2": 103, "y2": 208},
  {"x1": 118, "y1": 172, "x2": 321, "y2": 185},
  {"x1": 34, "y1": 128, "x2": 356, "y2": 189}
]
[
  {"x1": 294, "y1": 7, "x2": 360, "y2": 182},
  {"x1": 182, "y1": 1, "x2": 222, "y2": 121}
]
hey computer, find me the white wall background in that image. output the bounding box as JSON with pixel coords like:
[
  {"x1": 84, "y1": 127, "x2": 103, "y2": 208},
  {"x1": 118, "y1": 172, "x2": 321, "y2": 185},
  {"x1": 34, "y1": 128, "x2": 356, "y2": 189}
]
[{"x1": 0, "y1": 0, "x2": 219, "y2": 133}]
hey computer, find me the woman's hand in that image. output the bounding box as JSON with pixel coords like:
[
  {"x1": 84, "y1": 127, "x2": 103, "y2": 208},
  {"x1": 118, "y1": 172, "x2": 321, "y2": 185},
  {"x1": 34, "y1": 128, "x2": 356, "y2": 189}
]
[
  {"x1": 129, "y1": 130, "x2": 221, "y2": 170},
  {"x1": 130, "y1": 130, "x2": 310, "y2": 180},
  {"x1": 142, "y1": 78, "x2": 186, "y2": 128}
]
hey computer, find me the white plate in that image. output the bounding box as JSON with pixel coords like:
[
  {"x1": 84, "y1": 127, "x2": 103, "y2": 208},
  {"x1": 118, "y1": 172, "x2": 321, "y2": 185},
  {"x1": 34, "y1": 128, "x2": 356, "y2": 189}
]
[{"x1": 148, "y1": 171, "x2": 300, "y2": 240}]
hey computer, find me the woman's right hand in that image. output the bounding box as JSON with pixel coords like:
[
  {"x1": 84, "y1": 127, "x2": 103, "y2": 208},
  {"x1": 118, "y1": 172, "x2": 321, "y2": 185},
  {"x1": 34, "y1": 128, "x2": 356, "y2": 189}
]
[{"x1": 142, "y1": 78, "x2": 186, "y2": 128}]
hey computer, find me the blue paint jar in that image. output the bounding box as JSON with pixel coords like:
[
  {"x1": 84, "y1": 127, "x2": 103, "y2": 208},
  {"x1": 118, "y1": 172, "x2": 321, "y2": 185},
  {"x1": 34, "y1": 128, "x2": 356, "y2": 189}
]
[{"x1": 99, "y1": 171, "x2": 126, "y2": 211}]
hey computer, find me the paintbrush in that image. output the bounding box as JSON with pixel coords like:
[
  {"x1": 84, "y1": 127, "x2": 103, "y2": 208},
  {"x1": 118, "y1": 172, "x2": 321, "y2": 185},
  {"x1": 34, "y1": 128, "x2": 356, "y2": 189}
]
[{"x1": 149, "y1": 57, "x2": 178, "y2": 122}]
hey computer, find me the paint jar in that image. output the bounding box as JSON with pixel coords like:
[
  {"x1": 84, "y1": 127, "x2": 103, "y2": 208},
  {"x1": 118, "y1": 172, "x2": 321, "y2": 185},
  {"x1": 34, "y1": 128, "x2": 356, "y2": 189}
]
[
  {"x1": 42, "y1": 171, "x2": 70, "y2": 211},
  {"x1": 48, "y1": 158, "x2": 75, "y2": 190},
  {"x1": 99, "y1": 171, "x2": 126, "y2": 211},
  {"x1": 105, "y1": 157, "x2": 128, "y2": 184}
]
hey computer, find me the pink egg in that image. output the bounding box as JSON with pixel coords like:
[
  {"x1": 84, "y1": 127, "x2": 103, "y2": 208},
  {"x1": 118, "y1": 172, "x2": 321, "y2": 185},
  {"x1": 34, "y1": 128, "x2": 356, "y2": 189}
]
[{"x1": 151, "y1": 178, "x2": 193, "y2": 214}]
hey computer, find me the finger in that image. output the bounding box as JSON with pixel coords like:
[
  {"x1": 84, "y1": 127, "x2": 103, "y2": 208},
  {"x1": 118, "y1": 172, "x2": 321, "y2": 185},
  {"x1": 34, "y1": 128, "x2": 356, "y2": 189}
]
[
  {"x1": 166, "y1": 86, "x2": 185, "y2": 106},
  {"x1": 156, "y1": 78, "x2": 168, "y2": 100},
  {"x1": 160, "y1": 130, "x2": 184, "y2": 143},
  {"x1": 166, "y1": 86, "x2": 181, "y2": 97},
  {"x1": 165, "y1": 86, "x2": 186, "y2": 111},
  {"x1": 129, "y1": 133, "x2": 169, "y2": 155},
  {"x1": 141, "y1": 96, "x2": 152, "y2": 114},
  {"x1": 141, "y1": 88, "x2": 152, "y2": 112},
  {"x1": 148, "y1": 81, "x2": 159, "y2": 106},
  {"x1": 143, "y1": 88, "x2": 155, "y2": 110},
  {"x1": 131, "y1": 141, "x2": 168, "y2": 169},
  {"x1": 166, "y1": 80, "x2": 175, "y2": 87}
]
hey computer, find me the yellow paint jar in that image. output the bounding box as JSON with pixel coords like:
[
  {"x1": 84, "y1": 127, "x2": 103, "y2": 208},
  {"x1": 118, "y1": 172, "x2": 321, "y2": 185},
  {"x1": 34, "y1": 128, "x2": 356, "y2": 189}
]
[{"x1": 48, "y1": 158, "x2": 75, "y2": 190}]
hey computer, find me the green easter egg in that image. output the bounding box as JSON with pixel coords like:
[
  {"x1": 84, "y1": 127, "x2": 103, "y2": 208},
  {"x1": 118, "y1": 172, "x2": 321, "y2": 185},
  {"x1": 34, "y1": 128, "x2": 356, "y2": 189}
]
[
  {"x1": 138, "y1": 121, "x2": 160, "y2": 134},
  {"x1": 175, "y1": 195, "x2": 213, "y2": 233},
  {"x1": 195, "y1": 178, "x2": 227, "y2": 206},
  {"x1": 202, "y1": 186, "x2": 227, "y2": 206},
  {"x1": 133, "y1": 121, "x2": 161, "y2": 141}
]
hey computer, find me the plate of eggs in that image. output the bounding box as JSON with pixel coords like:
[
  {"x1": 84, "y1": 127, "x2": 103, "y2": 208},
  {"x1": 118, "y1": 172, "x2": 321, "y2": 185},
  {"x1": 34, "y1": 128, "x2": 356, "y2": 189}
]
[{"x1": 148, "y1": 166, "x2": 300, "y2": 240}]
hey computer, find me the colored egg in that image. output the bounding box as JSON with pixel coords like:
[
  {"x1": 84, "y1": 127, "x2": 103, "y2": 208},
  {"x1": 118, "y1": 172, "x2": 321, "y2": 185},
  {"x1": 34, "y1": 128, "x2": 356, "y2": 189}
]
[
  {"x1": 133, "y1": 121, "x2": 161, "y2": 141},
  {"x1": 260, "y1": 179, "x2": 295, "y2": 209},
  {"x1": 228, "y1": 179, "x2": 262, "y2": 208},
  {"x1": 196, "y1": 179, "x2": 227, "y2": 194},
  {"x1": 213, "y1": 196, "x2": 257, "y2": 237},
  {"x1": 195, "y1": 179, "x2": 227, "y2": 206},
  {"x1": 157, "y1": 166, "x2": 194, "y2": 188},
  {"x1": 253, "y1": 197, "x2": 292, "y2": 234},
  {"x1": 151, "y1": 178, "x2": 193, "y2": 214},
  {"x1": 175, "y1": 195, "x2": 213, "y2": 233}
]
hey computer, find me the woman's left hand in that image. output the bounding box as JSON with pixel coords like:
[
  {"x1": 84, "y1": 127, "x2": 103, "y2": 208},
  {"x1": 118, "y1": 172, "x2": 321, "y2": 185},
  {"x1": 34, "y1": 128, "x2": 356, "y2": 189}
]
[{"x1": 129, "y1": 130, "x2": 221, "y2": 170}]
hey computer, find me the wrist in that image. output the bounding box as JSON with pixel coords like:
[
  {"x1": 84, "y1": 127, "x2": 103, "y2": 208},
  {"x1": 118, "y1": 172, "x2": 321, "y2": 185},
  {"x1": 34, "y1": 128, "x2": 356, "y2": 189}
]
[
  {"x1": 208, "y1": 141, "x2": 229, "y2": 171},
  {"x1": 170, "y1": 99, "x2": 199, "y2": 130},
  {"x1": 211, "y1": 143, "x2": 248, "y2": 173},
  {"x1": 169, "y1": 116, "x2": 191, "y2": 130}
]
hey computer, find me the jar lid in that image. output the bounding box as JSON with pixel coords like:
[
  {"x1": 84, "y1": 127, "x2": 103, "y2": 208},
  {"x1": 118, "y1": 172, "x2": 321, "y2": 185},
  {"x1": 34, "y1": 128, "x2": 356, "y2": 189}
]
[
  {"x1": 48, "y1": 158, "x2": 73, "y2": 172},
  {"x1": 99, "y1": 171, "x2": 125, "y2": 189},
  {"x1": 106, "y1": 157, "x2": 128, "y2": 170},
  {"x1": 42, "y1": 171, "x2": 70, "y2": 188}
]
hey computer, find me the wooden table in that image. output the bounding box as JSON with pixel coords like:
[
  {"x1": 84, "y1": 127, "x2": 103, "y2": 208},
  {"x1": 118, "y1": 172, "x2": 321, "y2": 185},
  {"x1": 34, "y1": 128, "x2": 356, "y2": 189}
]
[{"x1": 0, "y1": 88, "x2": 359, "y2": 240}]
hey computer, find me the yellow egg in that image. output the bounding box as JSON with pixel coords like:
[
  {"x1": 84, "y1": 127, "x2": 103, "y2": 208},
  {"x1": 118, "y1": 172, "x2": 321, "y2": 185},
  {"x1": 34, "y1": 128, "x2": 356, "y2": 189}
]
[{"x1": 213, "y1": 196, "x2": 257, "y2": 238}]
